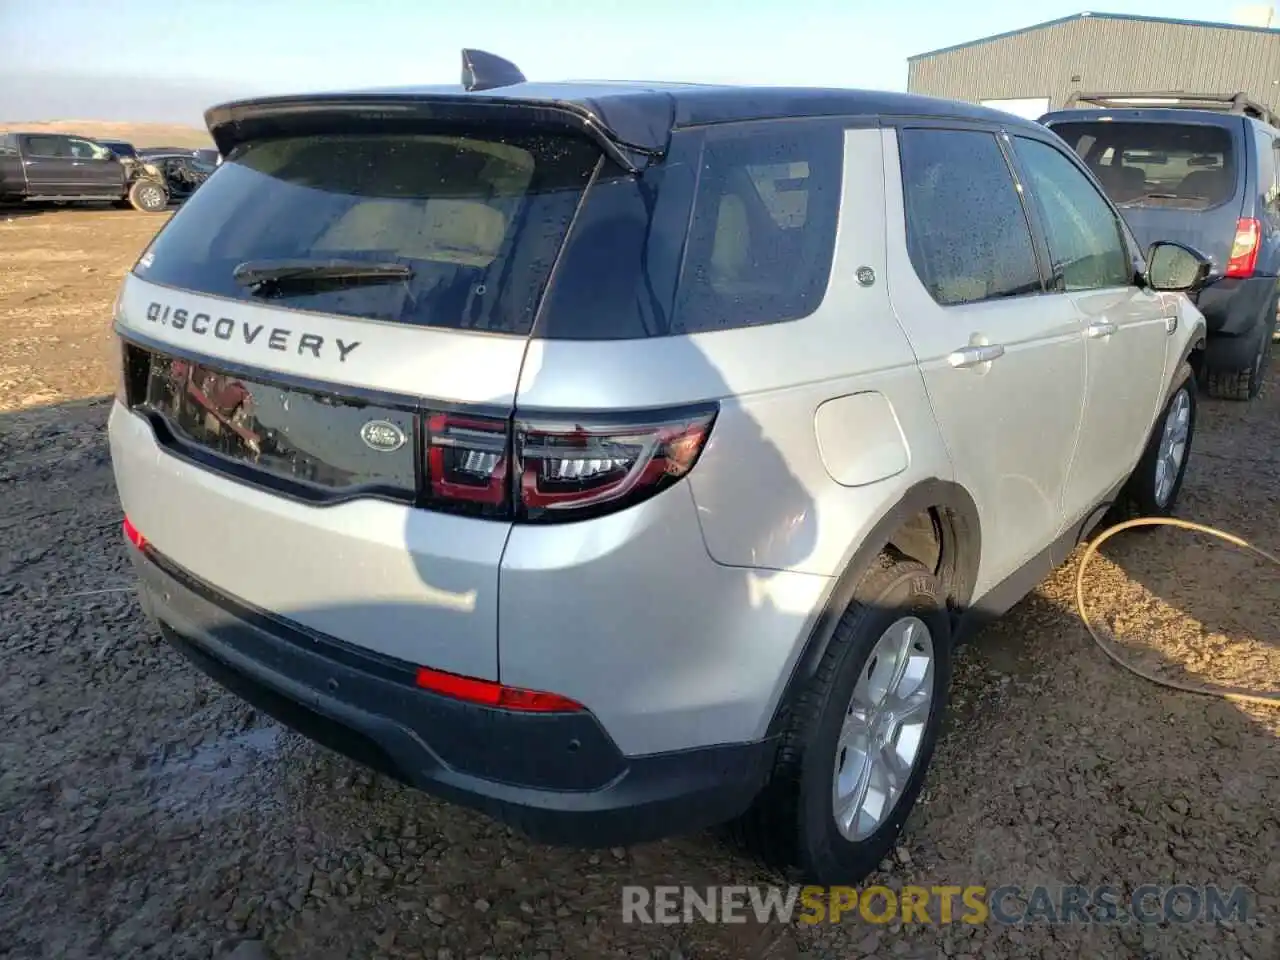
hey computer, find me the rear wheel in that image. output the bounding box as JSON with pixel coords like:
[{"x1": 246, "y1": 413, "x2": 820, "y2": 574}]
[
  {"x1": 1203, "y1": 297, "x2": 1275, "y2": 401},
  {"x1": 732, "y1": 552, "x2": 951, "y2": 884},
  {"x1": 128, "y1": 179, "x2": 168, "y2": 213}
]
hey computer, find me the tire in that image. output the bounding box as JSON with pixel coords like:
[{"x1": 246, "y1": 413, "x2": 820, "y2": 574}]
[
  {"x1": 1114, "y1": 363, "x2": 1197, "y2": 522},
  {"x1": 731, "y1": 551, "x2": 952, "y2": 884},
  {"x1": 1203, "y1": 298, "x2": 1275, "y2": 401},
  {"x1": 127, "y1": 179, "x2": 168, "y2": 213}
]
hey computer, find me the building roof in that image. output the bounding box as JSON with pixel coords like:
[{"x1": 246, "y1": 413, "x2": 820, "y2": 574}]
[{"x1": 909, "y1": 11, "x2": 1280, "y2": 62}]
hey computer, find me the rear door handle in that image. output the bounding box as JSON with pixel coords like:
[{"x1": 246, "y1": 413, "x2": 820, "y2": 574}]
[
  {"x1": 1087, "y1": 321, "x2": 1118, "y2": 339},
  {"x1": 947, "y1": 344, "x2": 1005, "y2": 368}
]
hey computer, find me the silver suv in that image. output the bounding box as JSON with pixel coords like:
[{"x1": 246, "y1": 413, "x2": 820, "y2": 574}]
[{"x1": 108, "y1": 51, "x2": 1210, "y2": 883}]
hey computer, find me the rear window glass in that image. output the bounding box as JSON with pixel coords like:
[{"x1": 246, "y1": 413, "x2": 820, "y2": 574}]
[
  {"x1": 1048, "y1": 121, "x2": 1237, "y2": 208},
  {"x1": 135, "y1": 132, "x2": 601, "y2": 335},
  {"x1": 536, "y1": 120, "x2": 843, "y2": 339}
]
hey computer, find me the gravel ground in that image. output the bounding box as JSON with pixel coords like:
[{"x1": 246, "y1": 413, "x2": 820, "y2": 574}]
[{"x1": 1, "y1": 209, "x2": 1278, "y2": 960}]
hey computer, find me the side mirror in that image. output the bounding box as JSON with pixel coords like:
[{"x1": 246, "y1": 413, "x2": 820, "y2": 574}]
[{"x1": 1144, "y1": 240, "x2": 1214, "y2": 293}]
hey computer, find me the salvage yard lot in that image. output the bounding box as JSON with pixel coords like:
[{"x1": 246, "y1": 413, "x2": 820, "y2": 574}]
[{"x1": 1, "y1": 209, "x2": 1278, "y2": 960}]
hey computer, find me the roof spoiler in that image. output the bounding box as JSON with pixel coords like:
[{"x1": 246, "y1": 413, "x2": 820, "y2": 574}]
[
  {"x1": 204, "y1": 94, "x2": 661, "y2": 175},
  {"x1": 1062, "y1": 90, "x2": 1276, "y2": 126}
]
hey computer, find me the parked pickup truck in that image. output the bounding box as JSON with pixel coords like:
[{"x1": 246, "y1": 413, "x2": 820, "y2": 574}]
[{"x1": 0, "y1": 131, "x2": 169, "y2": 212}]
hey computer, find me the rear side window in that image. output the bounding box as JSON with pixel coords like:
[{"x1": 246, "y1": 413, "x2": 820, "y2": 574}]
[
  {"x1": 899, "y1": 128, "x2": 1043, "y2": 306},
  {"x1": 1048, "y1": 120, "x2": 1237, "y2": 208},
  {"x1": 1259, "y1": 132, "x2": 1280, "y2": 217},
  {"x1": 535, "y1": 119, "x2": 843, "y2": 339},
  {"x1": 674, "y1": 123, "x2": 842, "y2": 332},
  {"x1": 23, "y1": 136, "x2": 71, "y2": 158},
  {"x1": 135, "y1": 132, "x2": 601, "y2": 335}
]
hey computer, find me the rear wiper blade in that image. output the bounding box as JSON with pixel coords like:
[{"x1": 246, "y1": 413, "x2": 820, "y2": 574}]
[
  {"x1": 1118, "y1": 192, "x2": 1204, "y2": 204},
  {"x1": 232, "y1": 259, "x2": 413, "y2": 295}
]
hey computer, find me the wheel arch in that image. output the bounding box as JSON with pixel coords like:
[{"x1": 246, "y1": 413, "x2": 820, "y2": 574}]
[{"x1": 765, "y1": 478, "x2": 981, "y2": 737}]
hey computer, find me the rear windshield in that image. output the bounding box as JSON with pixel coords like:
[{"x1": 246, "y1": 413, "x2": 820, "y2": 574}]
[
  {"x1": 135, "y1": 132, "x2": 602, "y2": 335},
  {"x1": 1048, "y1": 120, "x2": 1237, "y2": 208}
]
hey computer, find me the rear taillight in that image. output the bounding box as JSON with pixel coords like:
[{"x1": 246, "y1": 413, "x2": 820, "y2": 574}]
[
  {"x1": 514, "y1": 407, "x2": 716, "y2": 521},
  {"x1": 1225, "y1": 218, "x2": 1261, "y2": 278},
  {"x1": 424, "y1": 412, "x2": 509, "y2": 515},
  {"x1": 420, "y1": 403, "x2": 717, "y2": 523}
]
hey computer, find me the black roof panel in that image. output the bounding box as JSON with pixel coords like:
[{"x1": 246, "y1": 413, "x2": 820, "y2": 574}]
[{"x1": 205, "y1": 81, "x2": 1043, "y2": 161}]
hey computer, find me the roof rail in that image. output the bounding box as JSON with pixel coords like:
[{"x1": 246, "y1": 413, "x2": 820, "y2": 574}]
[
  {"x1": 1062, "y1": 90, "x2": 1276, "y2": 126},
  {"x1": 461, "y1": 49, "x2": 527, "y2": 93}
]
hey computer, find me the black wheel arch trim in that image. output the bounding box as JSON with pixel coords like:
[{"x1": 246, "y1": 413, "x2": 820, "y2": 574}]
[
  {"x1": 765, "y1": 478, "x2": 980, "y2": 738},
  {"x1": 1172, "y1": 320, "x2": 1207, "y2": 400}
]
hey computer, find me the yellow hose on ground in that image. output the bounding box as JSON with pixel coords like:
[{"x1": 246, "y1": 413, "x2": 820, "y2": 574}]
[{"x1": 1075, "y1": 516, "x2": 1280, "y2": 708}]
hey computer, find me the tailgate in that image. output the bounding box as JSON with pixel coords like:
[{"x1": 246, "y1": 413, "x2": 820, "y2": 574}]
[
  {"x1": 112, "y1": 279, "x2": 525, "y2": 679},
  {"x1": 1119, "y1": 202, "x2": 1244, "y2": 273},
  {"x1": 109, "y1": 123, "x2": 603, "y2": 678}
]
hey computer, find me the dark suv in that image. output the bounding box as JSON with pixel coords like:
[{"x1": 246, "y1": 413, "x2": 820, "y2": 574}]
[{"x1": 1041, "y1": 92, "x2": 1280, "y2": 400}]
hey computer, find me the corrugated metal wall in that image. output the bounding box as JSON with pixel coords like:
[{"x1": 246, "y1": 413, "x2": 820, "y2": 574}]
[{"x1": 909, "y1": 17, "x2": 1280, "y2": 112}]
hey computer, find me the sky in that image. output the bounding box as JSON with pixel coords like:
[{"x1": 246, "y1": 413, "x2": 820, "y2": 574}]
[{"x1": 0, "y1": 0, "x2": 1274, "y2": 125}]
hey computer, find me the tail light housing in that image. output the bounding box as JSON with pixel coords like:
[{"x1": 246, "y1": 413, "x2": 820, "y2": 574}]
[
  {"x1": 118, "y1": 342, "x2": 716, "y2": 524},
  {"x1": 1225, "y1": 218, "x2": 1261, "y2": 278},
  {"x1": 422, "y1": 403, "x2": 717, "y2": 523}
]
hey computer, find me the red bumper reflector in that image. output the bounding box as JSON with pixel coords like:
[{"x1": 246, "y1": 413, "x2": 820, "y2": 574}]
[
  {"x1": 122, "y1": 516, "x2": 146, "y2": 550},
  {"x1": 414, "y1": 665, "x2": 584, "y2": 712}
]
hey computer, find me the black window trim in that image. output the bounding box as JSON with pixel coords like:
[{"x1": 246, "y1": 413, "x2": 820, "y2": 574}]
[
  {"x1": 1005, "y1": 129, "x2": 1144, "y2": 293},
  {"x1": 889, "y1": 117, "x2": 1053, "y2": 307}
]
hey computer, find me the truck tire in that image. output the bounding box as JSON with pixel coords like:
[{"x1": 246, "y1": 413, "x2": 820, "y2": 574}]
[
  {"x1": 1203, "y1": 295, "x2": 1275, "y2": 402},
  {"x1": 730, "y1": 551, "x2": 951, "y2": 884},
  {"x1": 128, "y1": 179, "x2": 168, "y2": 213}
]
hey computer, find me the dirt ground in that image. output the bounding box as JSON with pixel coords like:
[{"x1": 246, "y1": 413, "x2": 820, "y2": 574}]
[{"x1": 0, "y1": 208, "x2": 1278, "y2": 960}]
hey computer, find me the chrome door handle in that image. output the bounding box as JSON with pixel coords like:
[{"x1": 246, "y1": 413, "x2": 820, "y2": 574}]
[
  {"x1": 948, "y1": 344, "x2": 1005, "y2": 368},
  {"x1": 1087, "y1": 321, "x2": 1118, "y2": 339}
]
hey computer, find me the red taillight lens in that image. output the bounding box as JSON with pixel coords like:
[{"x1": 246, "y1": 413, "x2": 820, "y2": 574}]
[
  {"x1": 1225, "y1": 218, "x2": 1261, "y2": 278},
  {"x1": 515, "y1": 406, "x2": 716, "y2": 521},
  {"x1": 424, "y1": 412, "x2": 508, "y2": 512},
  {"x1": 122, "y1": 516, "x2": 146, "y2": 550},
  {"x1": 420, "y1": 403, "x2": 717, "y2": 523},
  {"x1": 414, "y1": 665, "x2": 583, "y2": 712}
]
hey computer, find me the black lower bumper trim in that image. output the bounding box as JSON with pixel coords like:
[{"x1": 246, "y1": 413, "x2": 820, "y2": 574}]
[{"x1": 129, "y1": 546, "x2": 777, "y2": 847}]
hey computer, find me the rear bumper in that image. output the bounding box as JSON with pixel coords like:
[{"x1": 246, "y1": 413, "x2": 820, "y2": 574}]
[
  {"x1": 1193, "y1": 275, "x2": 1277, "y2": 337},
  {"x1": 130, "y1": 543, "x2": 777, "y2": 847}
]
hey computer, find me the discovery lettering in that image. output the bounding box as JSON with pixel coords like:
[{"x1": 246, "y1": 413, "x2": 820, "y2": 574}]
[{"x1": 145, "y1": 301, "x2": 361, "y2": 362}]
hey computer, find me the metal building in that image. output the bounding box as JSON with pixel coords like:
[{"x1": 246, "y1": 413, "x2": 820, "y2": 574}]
[{"x1": 907, "y1": 11, "x2": 1280, "y2": 121}]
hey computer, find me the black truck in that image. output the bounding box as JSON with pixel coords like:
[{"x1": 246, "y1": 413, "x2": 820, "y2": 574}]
[{"x1": 0, "y1": 131, "x2": 170, "y2": 212}]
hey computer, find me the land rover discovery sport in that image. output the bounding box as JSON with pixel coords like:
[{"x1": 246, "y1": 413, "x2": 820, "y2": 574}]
[{"x1": 108, "y1": 52, "x2": 1211, "y2": 883}]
